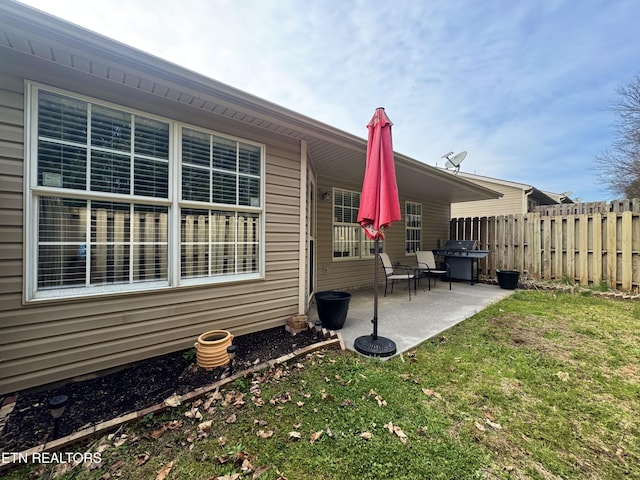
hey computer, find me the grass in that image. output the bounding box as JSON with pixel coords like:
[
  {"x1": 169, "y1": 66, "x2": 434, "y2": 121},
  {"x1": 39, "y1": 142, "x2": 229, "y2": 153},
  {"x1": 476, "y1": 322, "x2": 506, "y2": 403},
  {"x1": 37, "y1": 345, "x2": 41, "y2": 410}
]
[{"x1": 5, "y1": 291, "x2": 639, "y2": 479}]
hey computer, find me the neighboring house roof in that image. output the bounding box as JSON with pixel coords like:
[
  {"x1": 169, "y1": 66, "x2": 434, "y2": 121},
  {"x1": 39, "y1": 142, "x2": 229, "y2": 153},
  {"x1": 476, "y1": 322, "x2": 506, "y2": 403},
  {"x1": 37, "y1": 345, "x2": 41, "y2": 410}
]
[
  {"x1": 453, "y1": 171, "x2": 573, "y2": 205},
  {"x1": 541, "y1": 191, "x2": 574, "y2": 204},
  {"x1": 0, "y1": 2, "x2": 501, "y2": 204}
]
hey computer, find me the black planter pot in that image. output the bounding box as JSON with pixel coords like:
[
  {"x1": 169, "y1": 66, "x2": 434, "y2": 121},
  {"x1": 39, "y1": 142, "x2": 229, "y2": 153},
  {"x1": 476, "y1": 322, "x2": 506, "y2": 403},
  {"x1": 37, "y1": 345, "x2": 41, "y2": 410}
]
[
  {"x1": 497, "y1": 270, "x2": 520, "y2": 290},
  {"x1": 315, "y1": 291, "x2": 351, "y2": 330}
]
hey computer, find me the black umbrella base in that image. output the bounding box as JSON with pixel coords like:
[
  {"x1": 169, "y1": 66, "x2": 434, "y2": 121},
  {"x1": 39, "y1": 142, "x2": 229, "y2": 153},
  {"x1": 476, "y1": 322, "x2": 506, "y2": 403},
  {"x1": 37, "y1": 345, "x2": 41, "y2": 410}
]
[{"x1": 354, "y1": 335, "x2": 397, "y2": 357}]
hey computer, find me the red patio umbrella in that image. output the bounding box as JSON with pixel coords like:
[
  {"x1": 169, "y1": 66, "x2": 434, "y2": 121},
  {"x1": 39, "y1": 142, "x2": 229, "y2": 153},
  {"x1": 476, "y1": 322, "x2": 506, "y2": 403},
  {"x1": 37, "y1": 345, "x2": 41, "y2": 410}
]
[{"x1": 354, "y1": 107, "x2": 401, "y2": 357}]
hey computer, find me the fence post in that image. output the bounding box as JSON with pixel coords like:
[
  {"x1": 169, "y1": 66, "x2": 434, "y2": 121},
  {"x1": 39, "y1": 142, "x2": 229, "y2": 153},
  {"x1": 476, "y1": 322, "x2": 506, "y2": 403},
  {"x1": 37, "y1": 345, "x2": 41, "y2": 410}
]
[
  {"x1": 606, "y1": 213, "x2": 617, "y2": 289},
  {"x1": 552, "y1": 216, "x2": 562, "y2": 281},
  {"x1": 487, "y1": 216, "x2": 496, "y2": 274},
  {"x1": 566, "y1": 215, "x2": 576, "y2": 283},
  {"x1": 621, "y1": 211, "x2": 632, "y2": 291},
  {"x1": 579, "y1": 214, "x2": 589, "y2": 285},
  {"x1": 592, "y1": 213, "x2": 603, "y2": 286}
]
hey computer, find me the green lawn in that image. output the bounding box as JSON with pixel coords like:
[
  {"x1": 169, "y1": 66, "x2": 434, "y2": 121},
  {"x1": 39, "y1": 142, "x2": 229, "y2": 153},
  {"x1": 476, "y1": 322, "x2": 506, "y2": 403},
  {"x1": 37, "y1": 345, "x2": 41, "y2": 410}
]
[{"x1": 5, "y1": 291, "x2": 640, "y2": 479}]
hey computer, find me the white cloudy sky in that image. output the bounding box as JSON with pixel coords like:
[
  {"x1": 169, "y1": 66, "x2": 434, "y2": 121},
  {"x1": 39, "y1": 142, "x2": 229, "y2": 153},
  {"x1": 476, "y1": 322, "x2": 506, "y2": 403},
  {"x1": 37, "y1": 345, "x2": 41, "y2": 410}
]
[{"x1": 20, "y1": 0, "x2": 640, "y2": 201}]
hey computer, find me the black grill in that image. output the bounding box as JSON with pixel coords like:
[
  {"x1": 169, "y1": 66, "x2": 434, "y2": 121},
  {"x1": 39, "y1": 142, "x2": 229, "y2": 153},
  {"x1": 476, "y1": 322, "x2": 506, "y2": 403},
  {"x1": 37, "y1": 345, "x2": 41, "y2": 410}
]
[{"x1": 433, "y1": 240, "x2": 490, "y2": 283}]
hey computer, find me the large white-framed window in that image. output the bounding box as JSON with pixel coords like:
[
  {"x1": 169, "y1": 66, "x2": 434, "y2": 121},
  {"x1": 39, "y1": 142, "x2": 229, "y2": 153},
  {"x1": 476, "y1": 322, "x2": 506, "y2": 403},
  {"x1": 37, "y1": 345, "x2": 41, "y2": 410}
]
[
  {"x1": 405, "y1": 201, "x2": 422, "y2": 254},
  {"x1": 332, "y1": 188, "x2": 375, "y2": 259},
  {"x1": 180, "y1": 127, "x2": 262, "y2": 283},
  {"x1": 25, "y1": 83, "x2": 265, "y2": 301}
]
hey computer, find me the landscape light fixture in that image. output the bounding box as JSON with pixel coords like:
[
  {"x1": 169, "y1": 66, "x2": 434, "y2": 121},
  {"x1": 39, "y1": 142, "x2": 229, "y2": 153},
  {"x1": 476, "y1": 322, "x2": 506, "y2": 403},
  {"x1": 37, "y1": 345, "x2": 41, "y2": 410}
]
[
  {"x1": 48, "y1": 394, "x2": 68, "y2": 438},
  {"x1": 226, "y1": 345, "x2": 237, "y2": 375}
]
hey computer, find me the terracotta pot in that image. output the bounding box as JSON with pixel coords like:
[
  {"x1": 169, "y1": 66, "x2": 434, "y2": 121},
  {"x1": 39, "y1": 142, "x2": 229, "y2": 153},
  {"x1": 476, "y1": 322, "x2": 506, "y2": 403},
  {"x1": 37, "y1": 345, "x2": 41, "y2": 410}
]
[{"x1": 194, "y1": 330, "x2": 234, "y2": 369}]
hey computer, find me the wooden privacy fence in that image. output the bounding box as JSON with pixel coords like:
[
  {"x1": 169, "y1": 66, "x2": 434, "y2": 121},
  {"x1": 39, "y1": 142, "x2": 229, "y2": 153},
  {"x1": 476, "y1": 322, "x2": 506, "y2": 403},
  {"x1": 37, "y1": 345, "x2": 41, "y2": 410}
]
[
  {"x1": 532, "y1": 198, "x2": 640, "y2": 216},
  {"x1": 450, "y1": 212, "x2": 640, "y2": 291}
]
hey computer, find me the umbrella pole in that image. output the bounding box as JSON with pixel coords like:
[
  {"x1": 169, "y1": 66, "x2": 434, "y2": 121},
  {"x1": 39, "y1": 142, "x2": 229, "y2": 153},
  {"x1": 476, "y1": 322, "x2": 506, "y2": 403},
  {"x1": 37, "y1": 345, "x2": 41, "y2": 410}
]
[
  {"x1": 353, "y1": 238, "x2": 396, "y2": 357},
  {"x1": 372, "y1": 240, "x2": 379, "y2": 340}
]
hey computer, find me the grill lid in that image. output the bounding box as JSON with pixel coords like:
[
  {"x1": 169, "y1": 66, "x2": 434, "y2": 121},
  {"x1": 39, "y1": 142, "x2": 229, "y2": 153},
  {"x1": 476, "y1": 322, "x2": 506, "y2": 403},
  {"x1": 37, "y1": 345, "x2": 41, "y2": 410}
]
[{"x1": 443, "y1": 240, "x2": 477, "y2": 250}]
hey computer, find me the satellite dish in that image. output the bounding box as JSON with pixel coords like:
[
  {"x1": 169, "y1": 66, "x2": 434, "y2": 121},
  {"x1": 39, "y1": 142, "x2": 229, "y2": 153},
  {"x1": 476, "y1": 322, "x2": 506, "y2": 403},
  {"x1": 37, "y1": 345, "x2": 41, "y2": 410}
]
[{"x1": 443, "y1": 151, "x2": 467, "y2": 174}]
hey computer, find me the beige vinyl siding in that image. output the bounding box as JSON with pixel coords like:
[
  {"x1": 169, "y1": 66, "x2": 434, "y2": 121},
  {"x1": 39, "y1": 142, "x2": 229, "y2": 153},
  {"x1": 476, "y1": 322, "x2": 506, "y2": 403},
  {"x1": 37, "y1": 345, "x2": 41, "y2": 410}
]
[
  {"x1": 0, "y1": 71, "x2": 302, "y2": 394},
  {"x1": 451, "y1": 179, "x2": 525, "y2": 217},
  {"x1": 0, "y1": 72, "x2": 24, "y2": 320},
  {"x1": 315, "y1": 175, "x2": 450, "y2": 292}
]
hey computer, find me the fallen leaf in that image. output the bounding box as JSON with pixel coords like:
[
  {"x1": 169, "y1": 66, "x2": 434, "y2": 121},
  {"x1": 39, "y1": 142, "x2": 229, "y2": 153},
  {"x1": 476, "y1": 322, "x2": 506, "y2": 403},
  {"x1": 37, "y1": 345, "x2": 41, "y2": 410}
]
[
  {"x1": 113, "y1": 435, "x2": 128, "y2": 448},
  {"x1": 269, "y1": 392, "x2": 292, "y2": 405},
  {"x1": 135, "y1": 453, "x2": 150, "y2": 466},
  {"x1": 241, "y1": 458, "x2": 255, "y2": 473},
  {"x1": 475, "y1": 422, "x2": 486, "y2": 432},
  {"x1": 218, "y1": 436, "x2": 228, "y2": 447},
  {"x1": 359, "y1": 432, "x2": 373, "y2": 440},
  {"x1": 257, "y1": 429, "x2": 274, "y2": 439},
  {"x1": 166, "y1": 420, "x2": 183, "y2": 430},
  {"x1": 368, "y1": 389, "x2": 387, "y2": 407},
  {"x1": 421, "y1": 388, "x2": 443, "y2": 400},
  {"x1": 184, "y1": 407, "x2": 202, "y2": 420},
  {"x1": 203, "y1": 395, "x2": 216, "y2": 410},
  {"x1": 95, "y1": 442, "x2": 110, "y2": 454},
  {"x1": 320, "y1": 390, "x2": 334, "y2": 401},
  {"x1": 198, "y1": 420, "x2": 213, "y2": 431},
  {"x1": 296, "y1": 401, "x2": 305, "y2": 407},
  {"x1": 155, "y1": 460, "x2": 173, "y2": 480},
  {"x1": 288, "y1": 431, "x2": 302, "y2": 440},
  {"x1": 164, "y1": 394, "x2": 181, "y2": 407},
  {"x1": 216, "y1": 474, "x2": 240, "y2": 480},
  {"x1": 556, "y1": 371, "x2": 570, "y2": 382},
  {"x1": 384, "y1": 422, "x2": 407, "y2": 444},
  {"x1": 486, "y1": 419, "x2": 503, "y2": 430},
  {"x1": 310, "y1": 430, "x2": 324, "y2": 444},
  {"x1": 210, "y1": 388, "x2": 223, "y2": 401},
  {"x1": 150, "y1": 426, "x2": 167, "y2": 439},
  {"x1": 226, "y1": 413, "x2": 237, "y2": 424},
  {"x1": 253, "y1": 466, "x2": 271, "y2": 478}
]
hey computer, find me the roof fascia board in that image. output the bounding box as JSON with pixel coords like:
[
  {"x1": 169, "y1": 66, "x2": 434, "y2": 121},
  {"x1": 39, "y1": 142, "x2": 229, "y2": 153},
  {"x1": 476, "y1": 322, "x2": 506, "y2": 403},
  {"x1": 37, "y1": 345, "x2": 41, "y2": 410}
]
[
  {"x1": 397, "y1": 154, "x2": 502, "y2": 199},
  {"x1": 456, "y1": 171, "x2": 533, "y2": 191}
]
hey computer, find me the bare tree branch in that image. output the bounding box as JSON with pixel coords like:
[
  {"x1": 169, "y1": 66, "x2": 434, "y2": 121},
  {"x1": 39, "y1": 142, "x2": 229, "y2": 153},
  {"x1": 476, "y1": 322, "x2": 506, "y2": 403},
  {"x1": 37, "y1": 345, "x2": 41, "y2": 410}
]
[{"x1": 595, "y1": 73, "x2": 640, "y2": 198}]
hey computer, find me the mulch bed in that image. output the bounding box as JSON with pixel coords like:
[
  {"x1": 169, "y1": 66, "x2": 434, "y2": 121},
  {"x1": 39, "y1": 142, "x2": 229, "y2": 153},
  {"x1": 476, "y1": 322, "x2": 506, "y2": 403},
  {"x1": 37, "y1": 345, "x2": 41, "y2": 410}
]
[{"x1": 0, "y1": 326, "x2": 327, "y2": 453}]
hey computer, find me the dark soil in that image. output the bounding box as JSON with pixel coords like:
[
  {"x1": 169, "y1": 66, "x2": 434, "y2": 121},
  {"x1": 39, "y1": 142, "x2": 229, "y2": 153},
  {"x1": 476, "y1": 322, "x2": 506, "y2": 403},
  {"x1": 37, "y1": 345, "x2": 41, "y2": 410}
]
[{"x1": 1, "y1": 326, "x2": 327, "y2": 453}]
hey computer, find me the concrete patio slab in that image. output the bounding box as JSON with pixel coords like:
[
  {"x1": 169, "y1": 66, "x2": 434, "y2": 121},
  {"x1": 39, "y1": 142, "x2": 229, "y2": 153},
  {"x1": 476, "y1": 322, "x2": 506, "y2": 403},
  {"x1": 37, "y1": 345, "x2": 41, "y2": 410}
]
[{"x1": 308, "y1": 281, "x2": 515, "y2": 358}]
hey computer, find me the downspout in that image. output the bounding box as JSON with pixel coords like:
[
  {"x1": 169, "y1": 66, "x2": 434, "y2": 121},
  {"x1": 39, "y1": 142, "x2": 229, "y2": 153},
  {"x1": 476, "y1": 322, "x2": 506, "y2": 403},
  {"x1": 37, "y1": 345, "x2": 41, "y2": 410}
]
[
  {"x1": 297, "y1": 140, "x2": 308, "y2": 314},
  {"x1": 524, "y1": 187, "x2": 533, "y2": 213}
]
